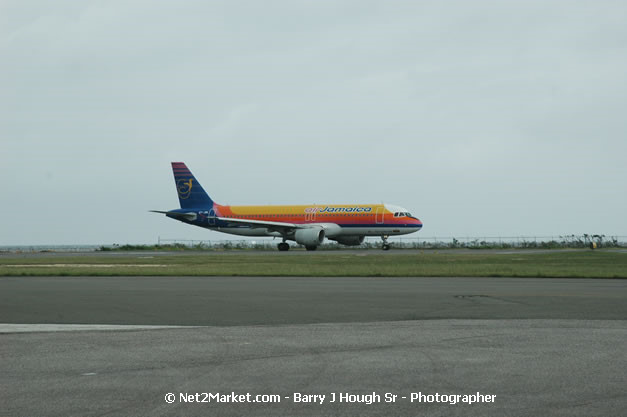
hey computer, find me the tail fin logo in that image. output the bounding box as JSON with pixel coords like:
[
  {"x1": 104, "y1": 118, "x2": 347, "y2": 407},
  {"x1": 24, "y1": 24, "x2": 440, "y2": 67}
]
[{"x1": 177, "y1": 178, "x2": 193, "y2": 199}]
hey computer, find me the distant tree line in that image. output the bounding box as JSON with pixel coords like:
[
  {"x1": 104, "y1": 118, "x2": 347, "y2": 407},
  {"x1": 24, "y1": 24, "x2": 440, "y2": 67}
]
[{"x1": 98, "y1": 234, "x2": 623, "y2": 251}]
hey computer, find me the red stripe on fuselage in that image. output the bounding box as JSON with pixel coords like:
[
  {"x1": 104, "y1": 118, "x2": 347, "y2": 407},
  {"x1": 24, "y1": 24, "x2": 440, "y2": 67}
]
[{"x1": 216, "y1": 206, "x2": 421, "y2": 226}]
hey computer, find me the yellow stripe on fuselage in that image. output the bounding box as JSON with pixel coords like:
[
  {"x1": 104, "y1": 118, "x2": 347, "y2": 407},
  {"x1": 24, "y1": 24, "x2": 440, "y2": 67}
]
[{"x1": 222, "y1": 204, "x2": 385, "y2": 216}]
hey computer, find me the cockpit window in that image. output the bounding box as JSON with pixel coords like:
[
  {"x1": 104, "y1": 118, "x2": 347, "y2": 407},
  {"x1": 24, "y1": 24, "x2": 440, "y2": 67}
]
[{"x1": 395, "y1": 212, "x2": 414, "y2": 217}]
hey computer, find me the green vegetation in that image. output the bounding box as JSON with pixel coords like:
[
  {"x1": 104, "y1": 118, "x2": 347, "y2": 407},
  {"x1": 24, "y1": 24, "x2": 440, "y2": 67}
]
[
  {"x1": 1, "y1": 250, "x2": 625, "y2": 278},
  {"x1": 96, "y1": 234, "x2": 624, "y2": 252}
]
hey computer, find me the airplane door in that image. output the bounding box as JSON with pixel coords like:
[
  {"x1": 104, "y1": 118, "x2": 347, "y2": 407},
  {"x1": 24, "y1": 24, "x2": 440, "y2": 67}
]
[
  {"x1": 305, "y1": 208, "x2": 317, "y2": 222},
  {"x1": 208, "y1": 209, "x2": 216, "y2": 226},
  {"x1": 375, "y1": 207, "x2": 384, "y2": 224}
]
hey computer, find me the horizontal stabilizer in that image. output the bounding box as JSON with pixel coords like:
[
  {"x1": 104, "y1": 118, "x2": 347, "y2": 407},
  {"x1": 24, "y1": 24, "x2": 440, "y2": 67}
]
[{"x1": 149, "y1": 210, "x2": 197, "y2": 221}]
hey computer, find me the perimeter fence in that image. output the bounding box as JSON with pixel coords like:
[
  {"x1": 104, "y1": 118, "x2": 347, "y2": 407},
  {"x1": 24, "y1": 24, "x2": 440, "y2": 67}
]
[
  {"x1": 149, "y1": 234, "x2": 627, "y2": 251},
  {"x1": 6, "y1": 236, "x2": 624, "y2": 253}
]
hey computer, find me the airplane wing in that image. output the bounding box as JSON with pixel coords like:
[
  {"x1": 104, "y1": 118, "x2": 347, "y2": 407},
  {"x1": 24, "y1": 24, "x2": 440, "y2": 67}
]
[
  {"x1": 216, "y1": 216, "x2": 307, "y2": 234},
  {"x1": 216, "y1": 217, "x2": 342, "y2": 238},
  {"x1": 151, "y1": 211, "x2": 335, "y2": 236}
]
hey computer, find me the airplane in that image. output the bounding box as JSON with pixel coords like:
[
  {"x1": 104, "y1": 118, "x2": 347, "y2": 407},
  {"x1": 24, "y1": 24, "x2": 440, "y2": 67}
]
[{"x1": 151, "y1": 162, "x2": 423, "y2": 251}]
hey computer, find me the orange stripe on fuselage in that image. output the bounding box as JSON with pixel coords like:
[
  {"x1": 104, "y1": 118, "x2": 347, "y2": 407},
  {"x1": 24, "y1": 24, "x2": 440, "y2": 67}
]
[{"x1": 216, "y1": 204, "x2": 393, "y2": 225}]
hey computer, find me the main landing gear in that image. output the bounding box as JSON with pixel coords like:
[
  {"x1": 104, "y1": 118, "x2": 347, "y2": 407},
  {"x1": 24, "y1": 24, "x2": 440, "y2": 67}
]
[
  {"x1": 381, "y1": 235, "x2": 391, "y2": 251},
  {"x1": 277, "y1": 242, "x2": 317, "y2": 251}
]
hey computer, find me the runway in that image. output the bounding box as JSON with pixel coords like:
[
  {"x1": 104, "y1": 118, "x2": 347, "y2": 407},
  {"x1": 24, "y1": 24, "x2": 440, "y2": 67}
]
[
  {"x1": 2, "y1": 276, "x2": 626, "y2": 416},
  {"x1": 1, "y1": 276, "x2": 626, "y2": 325}
]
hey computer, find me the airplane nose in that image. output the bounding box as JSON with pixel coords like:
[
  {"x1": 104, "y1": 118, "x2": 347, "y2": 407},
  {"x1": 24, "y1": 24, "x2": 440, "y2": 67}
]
[{"x1": 415, "y1": 218, "x2": 423, "y2": 229}]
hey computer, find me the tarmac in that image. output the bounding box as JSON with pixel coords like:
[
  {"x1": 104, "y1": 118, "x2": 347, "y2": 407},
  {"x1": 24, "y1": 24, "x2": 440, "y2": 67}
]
[
  {"x1": 1, "y1": 276, "x2": 626, "y2": 325},
  {"x1": 1, "y1": 275, "x2": 626, "y2": 416}
]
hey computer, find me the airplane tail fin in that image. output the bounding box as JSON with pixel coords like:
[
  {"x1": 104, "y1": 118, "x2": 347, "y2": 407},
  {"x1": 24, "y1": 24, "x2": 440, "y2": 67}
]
[{"x1": 171, "y1": 162, "x2": 214, "y2": 209}]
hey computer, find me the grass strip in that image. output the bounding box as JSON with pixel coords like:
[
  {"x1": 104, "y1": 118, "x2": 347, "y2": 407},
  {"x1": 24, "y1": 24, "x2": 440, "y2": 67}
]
[{"x1": 0, "y1": 250, "x2": 625, "y2": 278}]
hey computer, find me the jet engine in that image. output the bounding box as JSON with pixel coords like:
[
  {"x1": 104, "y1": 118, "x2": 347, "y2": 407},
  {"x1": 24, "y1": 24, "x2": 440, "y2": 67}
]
[
  {"x1": 332, "y1": 236, "x2": 365, "y2": 246},
  {"x1": 295, "y1": 228, "x2": 325, "y2": 246}
]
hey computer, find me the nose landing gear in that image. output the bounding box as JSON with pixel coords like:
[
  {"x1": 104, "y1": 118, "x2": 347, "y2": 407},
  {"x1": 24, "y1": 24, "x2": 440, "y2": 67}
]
[{"x1": 381, "y1": 235, "x2": 391, "y2": 250}]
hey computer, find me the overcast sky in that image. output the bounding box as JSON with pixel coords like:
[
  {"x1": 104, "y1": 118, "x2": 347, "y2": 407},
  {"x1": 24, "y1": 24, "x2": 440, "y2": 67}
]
[{"x1": 1, "y1": 0, "x2": 626, "y2": 245}]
